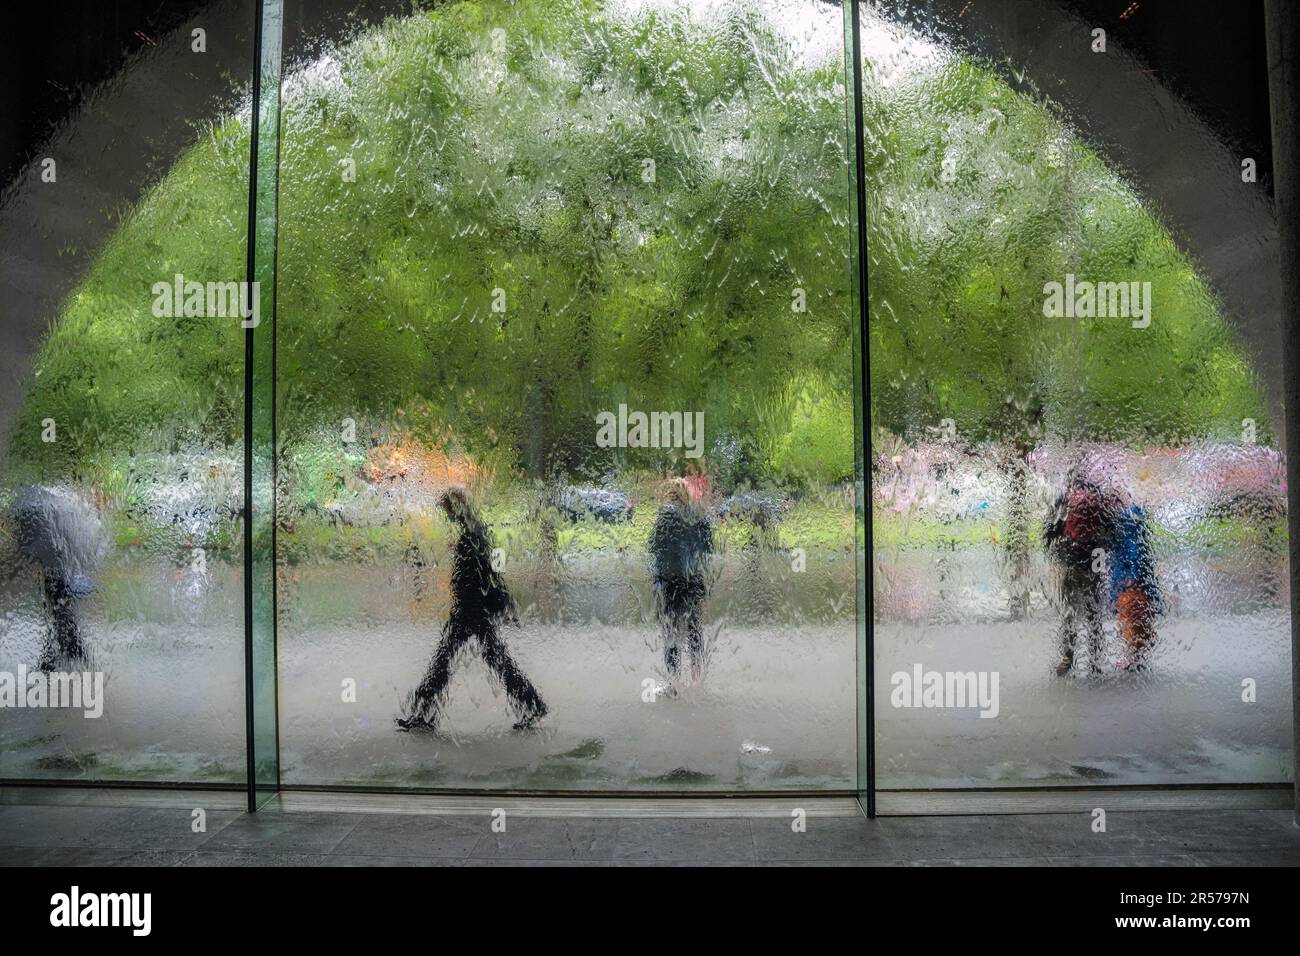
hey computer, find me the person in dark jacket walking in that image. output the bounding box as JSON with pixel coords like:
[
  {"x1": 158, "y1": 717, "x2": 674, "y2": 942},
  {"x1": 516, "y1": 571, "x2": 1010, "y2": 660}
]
[
  {"x1": 398, "y1": 487, "x2": 547, "y2": 732},
  {"x1": 649, "y1": 479, "x2": 714, "y2": 686}
]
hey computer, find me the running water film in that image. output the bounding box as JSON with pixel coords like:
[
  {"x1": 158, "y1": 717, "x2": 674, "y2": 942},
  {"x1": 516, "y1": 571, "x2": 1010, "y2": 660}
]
[
  {"x1": 867, "y1": 0, "x2": 1291, "y2": 788},
  {"x1": 0, "y1": 3, "x2": 255, "y2": 782},
  {"x1": 0, "y1": 0, "x2": 1289, "y2": 799},
  {"x1": 273, "y1": 0, "x2": 863, "y2": 790}
]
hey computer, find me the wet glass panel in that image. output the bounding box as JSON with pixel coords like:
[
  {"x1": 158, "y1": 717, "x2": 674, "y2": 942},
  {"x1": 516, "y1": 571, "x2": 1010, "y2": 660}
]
[
  {"x1": 867, "y1": 0, "x2": 1291, "y2": 787},
  {"x1": 0, "y1": 3, "x2": 256, "y2": 783},
  {"x1": 274, "y1": 0, "x2": 862, "y2": 790},
  {"x1": 249, "y1": 0, "x2": 285, "y2": 805}
]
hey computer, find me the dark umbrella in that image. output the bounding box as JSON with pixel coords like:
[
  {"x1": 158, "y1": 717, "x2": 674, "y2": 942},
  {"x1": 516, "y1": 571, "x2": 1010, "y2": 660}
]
[{"x1": 11, "y1": 485, "x2": 106, "y2": 594}]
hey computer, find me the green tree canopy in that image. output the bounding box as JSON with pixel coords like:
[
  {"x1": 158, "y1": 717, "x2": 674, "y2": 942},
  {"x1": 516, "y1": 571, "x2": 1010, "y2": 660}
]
[
  {"x1": 864, "y1": 52, "x2": 1266, "y2": 449},
  {"x1": 8, "y1": 0, "x2": 1269, "y2": 492}
]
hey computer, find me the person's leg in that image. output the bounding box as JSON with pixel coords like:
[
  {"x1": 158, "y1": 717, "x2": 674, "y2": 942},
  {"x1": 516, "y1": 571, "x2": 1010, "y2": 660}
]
[
  {"x1": 658, "y1": 578, "x2": 682, "y2": 679},
  {"x1": 1118, "y1": 587, "x2": 1156, "y2": 669},
  {"x1": 1056, "y1": 566, "x2": 1082, "y2": 674},
  {"x1": 39, "y1": 573, "x2": 85, "y2": 669},
  {"x1": 1083, "y1": 574, "x2": 1106, "y2": 674},
  {"x1": 663, "y1": 637, "x2": 680, "y2": 677},
  {"x1": 1133, "y1": 590, "x2": 1157, "y2": 656},
  {"x1": 686, "y1": 576, "x2": 705, "y2": 683},
  {"x1": 477, "y1": 624, "x2": 548, "y2": 726},
  {"x1": 400, "y1": 624, "x2": 470, "y2": 728}
]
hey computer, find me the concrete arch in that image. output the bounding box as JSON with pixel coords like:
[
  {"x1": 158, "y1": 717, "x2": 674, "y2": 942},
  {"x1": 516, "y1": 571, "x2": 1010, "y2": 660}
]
[{"x1": 881, "y1": 0, "x2": 1285, "y2": 431}]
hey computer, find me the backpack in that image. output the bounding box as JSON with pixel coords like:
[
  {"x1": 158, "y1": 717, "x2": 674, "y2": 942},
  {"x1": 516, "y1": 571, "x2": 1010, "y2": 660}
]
[
  {"x1": 1109, "y1": 505, "x2": 1161, "y2": 610},
  {"x1": 1062, "y1": 485, "x2": 1106, "y2": 550}
]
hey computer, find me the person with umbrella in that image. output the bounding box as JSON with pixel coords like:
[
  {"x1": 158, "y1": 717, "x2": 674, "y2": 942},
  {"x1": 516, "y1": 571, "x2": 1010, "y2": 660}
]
[{"x1": 9, "y1": 485, "x2": 104, "y2": 670}]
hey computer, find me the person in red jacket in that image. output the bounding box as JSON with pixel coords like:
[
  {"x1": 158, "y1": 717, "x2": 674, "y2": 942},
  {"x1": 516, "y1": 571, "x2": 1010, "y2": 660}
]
[{"x1": 1043, "y1": 469, "x2": 1121, "y2": 675}]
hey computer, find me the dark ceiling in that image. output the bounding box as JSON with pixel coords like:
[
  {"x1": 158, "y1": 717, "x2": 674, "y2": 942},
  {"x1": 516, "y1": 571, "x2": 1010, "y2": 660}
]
[{"x1": 0, "y1": 0, "x2": 1276, "y2": 194}]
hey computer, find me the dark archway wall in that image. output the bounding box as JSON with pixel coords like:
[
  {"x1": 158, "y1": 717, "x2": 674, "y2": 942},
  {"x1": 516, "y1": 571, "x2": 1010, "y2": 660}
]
[
  {"x1": 1263, "y1": 0, "x2": 1300, "y2": 822},
  {"x1": 1060, "y1": 0, "x2": 1275, "y2": 197},
  {"x1": 877, "y1": 0, "x2": 1286, "y2": 435},
  {"x1": 0, "y1": 0, "x2": 216, "y2": 189},
  {"x1": 0, "y1": 0, "x2": 256, "y2": 465}
]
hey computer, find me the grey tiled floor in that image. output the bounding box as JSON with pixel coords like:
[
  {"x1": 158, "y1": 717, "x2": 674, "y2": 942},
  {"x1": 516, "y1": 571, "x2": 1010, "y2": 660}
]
[{"x1": 1, "y1": 799, "x2": 1297, "y2": 867}]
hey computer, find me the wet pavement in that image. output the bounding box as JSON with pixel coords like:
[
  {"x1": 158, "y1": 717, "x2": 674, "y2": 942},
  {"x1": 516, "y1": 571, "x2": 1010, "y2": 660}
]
[{"x1": 2, "y1": 789, "x2": 1297, "y2": 867}]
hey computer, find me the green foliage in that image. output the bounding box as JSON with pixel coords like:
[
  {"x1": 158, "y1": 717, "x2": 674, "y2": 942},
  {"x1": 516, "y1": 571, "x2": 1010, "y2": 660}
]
[
  {"x1": 272, "y1": 0, "x2": 854, "y2": 483},
  {"x1": 8, "y1": 0, "x2": 1270, "y2": 491},
  {"x1": 9, "y1": 118, "x2": 250, "y2": 481},
  {"x1": 864, "y1": 55, "x2": 1269, "y2": 448}
]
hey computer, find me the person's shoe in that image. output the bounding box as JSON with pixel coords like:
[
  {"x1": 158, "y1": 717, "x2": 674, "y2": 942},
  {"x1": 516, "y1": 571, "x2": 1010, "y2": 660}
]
[
  {"x1": 395, "y1": 714, "x2": 434, "y2": 732},
  {"x1": 512, "y1": 713, "x2": 543, "y2": 732}
]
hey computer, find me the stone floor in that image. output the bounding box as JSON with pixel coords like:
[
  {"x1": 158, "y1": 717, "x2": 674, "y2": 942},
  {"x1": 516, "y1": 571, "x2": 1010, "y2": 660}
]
[{"x1": 1, "y1": 789, "x2": 1298, "y2": 866}]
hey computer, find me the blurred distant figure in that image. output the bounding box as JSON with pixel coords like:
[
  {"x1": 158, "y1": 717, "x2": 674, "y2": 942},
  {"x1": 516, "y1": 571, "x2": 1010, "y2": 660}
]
[
  {"x1": 717, "y1": 491, "x2": 782, "y2": 549},
  {"x1": 552, "y1": 485, "x2": 633, "y2": 524},
  {"x1": 1110, "y1": 502, "x2": 1161, "y2": 671},
  {"x1": 719, "y1": 491, "x2": 782, "y2": 622},
  {"x1": 1043, "y1": 470, "x2": 1117, "y2": 676},
  {"x1": 398, "y1": 488, "x2": 547, "y2": 732},
  {"x1": 649, "y1": 479, "x2": 713, "y2": 687},
  {"x1": 999, "y1": 449, "x2": 1034, "y2": 620},
  {"x1": 10, "y1": 485, "x2": 104, "y2": 671},
  {"x1": 404, "y1": 537, "x2": 429, "y2": 602}
]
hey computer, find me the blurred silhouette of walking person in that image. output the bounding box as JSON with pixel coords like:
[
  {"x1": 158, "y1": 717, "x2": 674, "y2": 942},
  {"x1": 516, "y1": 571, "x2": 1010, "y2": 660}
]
[
  {"x1": 1110, "y1": 501, "x2": 1161, "y2": 671},
  {"x1": 1043, "y1": 469, "x2": 1118, "y2": 675},
  {"x1": 649, "y1": 478, "x2": 713, "y2": 688},
  {"x1": 398, "y1": 487, "x2": 547, "y2": 732},
  {"x1": 9, "y1": 486, "x2": 104, "y2": 671},
  {"x1": 722, "y1": 492, "x2": 781, "y2": 624}
]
